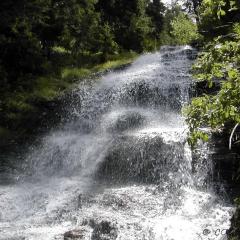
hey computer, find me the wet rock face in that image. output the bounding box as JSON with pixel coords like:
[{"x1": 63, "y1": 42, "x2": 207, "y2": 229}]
[
  {"x1": 210, "y1": 132, "x2": 240, "y2": 197},
  {"x1": 209, "y1": 131, "x2": 240, "y2": 240},
  {"x1": 64, "y1": 220, "x2": 118, "y2": 240},
  {"x1": 95, "y1": 134, "x2": 187, "y2": 184},
  {"x1": 90, "y1": 220, "x2": 118, "y2": 240},
  {"x1": 227, "y1": 206, "x2": 240, "y2": 240},
  {"x1": 108, "y1": 111, "x2": 145, "y2": 133},
  {"x1": 64, "y1": 229, "x2": 88, "y2": 240},
  {"x1": 118, "y1": 81, "x2": 184, "y2": 111}
]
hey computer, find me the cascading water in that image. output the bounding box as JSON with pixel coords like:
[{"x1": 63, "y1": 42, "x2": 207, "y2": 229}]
[{"x1": 0, "y1": 46, "x2": 233, "y2": 240}]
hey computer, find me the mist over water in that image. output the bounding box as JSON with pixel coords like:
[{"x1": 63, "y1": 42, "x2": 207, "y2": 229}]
[{"x1": 0, "y1": 46, "x2": 233, "y2": 240}]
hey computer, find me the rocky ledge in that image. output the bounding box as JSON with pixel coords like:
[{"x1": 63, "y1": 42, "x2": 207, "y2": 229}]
[
  {"x1": 64, "y1": 219, "x2": 118, "y2": 240},
  {"x1": 209, "y1": 130, "x2": 240, "y2": 240}
]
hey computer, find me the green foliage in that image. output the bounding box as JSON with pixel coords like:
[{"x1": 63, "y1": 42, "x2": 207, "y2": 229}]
[
  {"x1": 185, "y1": 22, "x2": 240, "y2": 146},
  {"x1": 198, "y1": 0, "x2": 240, "y2": 39},
  {"x1": 146, "y1": 0, "x2": 165, "y2": 39},
  {"x1": 159, "y1": 4, "x2": 200, "y2": 46},
  {"x1": 97, "y1": 0, "x2": 158, "y2": 52},
  {"x1": 159, "y1": 4, "x2": 181, "y2": 45},
  {"x1": 170, "y1": 13, "x2": 200, "y2": 45},
  {"x1": 61, "y1": 68, "x2": 91, "y2": 82}
]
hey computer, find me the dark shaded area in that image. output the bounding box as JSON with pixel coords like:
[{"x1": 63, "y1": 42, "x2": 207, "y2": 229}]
[{"x1": 0, "y1": 0, "x2": 165, "y2": 141}]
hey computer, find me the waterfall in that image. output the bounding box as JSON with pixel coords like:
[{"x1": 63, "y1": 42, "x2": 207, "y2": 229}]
[{"x1": 0, "y1": 46, "x2": 233, "y2": 240}]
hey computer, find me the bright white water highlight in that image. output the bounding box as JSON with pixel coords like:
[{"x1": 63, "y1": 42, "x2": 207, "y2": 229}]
[{"x1": 0, "y1": 46, "x2": 233, "y2": 240}]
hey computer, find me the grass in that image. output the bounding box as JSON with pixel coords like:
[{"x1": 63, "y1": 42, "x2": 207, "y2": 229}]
[
  {"x1": 61, "y1": 51, "x2": 138, "y2": 83},
  {"x1": 61, "y1": 68, "x2": 91, "y2": 81},
  {"x1": 32, "y1": 76, "x2": 70, "y2": 101}
]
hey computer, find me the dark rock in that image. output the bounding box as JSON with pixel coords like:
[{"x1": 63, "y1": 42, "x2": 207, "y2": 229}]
[
  {"x1": 95, "y1": 134, "x2": 186, "y2": 184},
  {"x1": 108, "y1": 111, "x2": 145, "y2": 133},
  {"x1": 209, "y1": 132, "x2": 240, "y2": 198},
  {"x1": 227, "y1": 206, "x2": 240, "y2": 240},
  {"x1": 208, "y1": 130, "x2": 240, "y2": 240},
  {"x1": 64, "y1": 229, "x2": 87, "y2": 240},
  {"x1": 64, "y1": 220, "x2": 118, "y2": 240},
  {"x1": 90, "y1": 220, "x2": 118, "y2": 240}
]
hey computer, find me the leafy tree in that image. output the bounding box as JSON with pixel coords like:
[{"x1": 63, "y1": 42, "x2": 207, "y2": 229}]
[
  {"x1": 183, "y1": 0, "x2": 203, "y2": 20},
  {"x1": 185, "y1": 21, "x2": 240, "y2": 145},
  {"x1": 96, "y1": 0, "x2": 152, "y2": 52},
  {"x1": 0, "y1": 0, "x2": 50, "y2": 86},
  {"x1": 146, "y1": 0, "x2": 165, "y2": 39},
  {"x1": 197, "y1": 0, "x2": 240, "y2": 39},
  {"x1": 97, "y1": 23, "x2": 119, "y2": 61},
  {"x1": 159, "y1": 3, "x2": 199, "y2": 46},
  {"x1": 170, "y1": 13, "x2": 200, "y2": 45},
  {"x1": 58, "y1": 0, "x2": 101, "y2": 55},
  {"x1": 159, "y1": 4, "x2": 182, "y2": 45}
]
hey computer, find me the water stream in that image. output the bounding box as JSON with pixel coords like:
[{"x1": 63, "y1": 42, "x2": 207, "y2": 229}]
[{"x1": 0, "y1": 46, "x2": 233, "y2": 240}]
